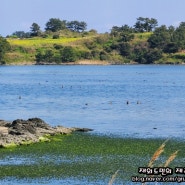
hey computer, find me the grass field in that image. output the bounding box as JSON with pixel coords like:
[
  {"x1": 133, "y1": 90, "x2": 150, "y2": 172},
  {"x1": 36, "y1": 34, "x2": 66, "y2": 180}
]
[
  {"x1": 7, "y1": 37, "x2": 83, "y2": 48},
  {"x1": 5, "y1": 36, "x2": 86, "y2": 64}
]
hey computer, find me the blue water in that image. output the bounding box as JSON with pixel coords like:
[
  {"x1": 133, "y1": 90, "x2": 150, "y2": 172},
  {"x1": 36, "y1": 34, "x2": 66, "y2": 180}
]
[
  {"x1": 1, "y1": 65, "x2": 185, "y2": 139},
  {"x1": 1, "y1": 65, "x2": 185, "y2": 185}
]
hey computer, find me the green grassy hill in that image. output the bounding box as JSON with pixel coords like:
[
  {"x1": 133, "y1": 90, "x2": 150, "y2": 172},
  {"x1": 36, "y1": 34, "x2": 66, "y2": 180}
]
[
  {"x1": 5, "y1": 36, "x2": 85, "y2": 64},
  {"x1": 5, "y1": 31, "x2": 185, "y2": 65}
]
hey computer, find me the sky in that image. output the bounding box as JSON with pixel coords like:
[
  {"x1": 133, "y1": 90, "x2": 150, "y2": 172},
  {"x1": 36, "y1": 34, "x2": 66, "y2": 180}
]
[{"x1": 1, "y1": 0, "x2": 185, "y2": 36}]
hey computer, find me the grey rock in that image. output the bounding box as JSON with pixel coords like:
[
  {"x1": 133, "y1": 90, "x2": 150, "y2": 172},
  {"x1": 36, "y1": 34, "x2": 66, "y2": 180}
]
[{"x1": 0, "y1": 118, "x2": 93, "y2": 148}]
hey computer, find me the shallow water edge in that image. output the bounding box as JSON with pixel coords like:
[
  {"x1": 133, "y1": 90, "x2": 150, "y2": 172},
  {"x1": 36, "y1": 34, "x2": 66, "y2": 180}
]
[{"x1": 0, "y1": 133, "x2": 184, "y2": 185}]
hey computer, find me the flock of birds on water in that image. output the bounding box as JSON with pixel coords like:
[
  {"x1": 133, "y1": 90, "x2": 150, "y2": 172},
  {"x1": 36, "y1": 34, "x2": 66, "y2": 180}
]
[{"x1": 16, "y1": 83, "x2": 159, "y2": 130}]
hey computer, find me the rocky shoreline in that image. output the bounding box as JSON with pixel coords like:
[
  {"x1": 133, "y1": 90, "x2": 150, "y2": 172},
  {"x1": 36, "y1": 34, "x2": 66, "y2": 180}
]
[{"x1": 0, "y1": 118, "x2": 93, "y2": 148}]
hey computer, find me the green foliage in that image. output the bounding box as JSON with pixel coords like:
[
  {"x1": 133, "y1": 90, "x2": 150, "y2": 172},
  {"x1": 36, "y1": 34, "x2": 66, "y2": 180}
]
[
  {"x1": 144, "y1": 48, "x2": 163, "y2": 64},
  {"x1": 30, "y1": 23, "x2": 41, "y2": 37},
  {"x1": 35, "y1": 49, "x2": 56, "y2": 63},
  {"x1": 0, "y1": 36, "x2": 11, "y2": 64},
  {"x1": 5, "y1": 16, "x2": 185, "y2": 64},
  {"x1": 173, "y1": 53, "x2": 185, "y2": 60},
  {"x1": 99, "y1": 51, "x2": 109, "y2": 60},
  {"x1": 35, "y1": 46, "x2": 81, "y2": 64},
  {"x1": 111, "y1": 25, "x2": 134, "y2": 37},
  {"x1": 60, "y1": 46, "x2": 79, "y2": 62},
  {"x1": 114, "y1": 42, "x2": 131, "y2": 56},
  {"x1": 119, "y1": 32, "x2": 134, "y2": 42},
  {"x1": 148, "y1": 25, "x2": 171, "y2": 49},
  {"x1": 132, "y1": 42, "x2": 162, "y2": 64},
  {"x1": 12, "y1": 31, "x2": 31, "y2": 38},
  {"x1": 91, "y1": 49, "x2": 100, "y2": 59},
  {"x1": 45, "y1": 18, "x2": 66, "y2": 32},
  {"x1": 52, "y1": 34, "x2": 60, "y2": 39},
  {"x1": 134, "y1": 17, "x2": 158, "y2": 32},
  {"x1": 67, "y1": 20, "x2": 87, "y2": 32},
  {"x1": 79, "y1": 50, "x2": 92, "y2": 59},
  {"x1": 163, "y1": 42, "x2": 179, "y2": 53},
  {"x1": 170, "y1": 53, "x2": 185, "y2": 63},
  {"x1": 173, "y1": 22, "x2": 185, "y2": 49},
  {"x1": 53, "y1": 44, "x2": 64, "y2": 50},
  {"x1": 148, "y1": 23, "x2": 185, "y2": 54},
  {"x1": 44, "y1": 18, "x2": 87, "y2": 34}
]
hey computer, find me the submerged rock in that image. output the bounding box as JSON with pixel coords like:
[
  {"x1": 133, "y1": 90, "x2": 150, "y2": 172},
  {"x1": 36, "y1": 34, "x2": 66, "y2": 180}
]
[{"x1": 0, "y1": 118, "x2": 93, "y2": 148}]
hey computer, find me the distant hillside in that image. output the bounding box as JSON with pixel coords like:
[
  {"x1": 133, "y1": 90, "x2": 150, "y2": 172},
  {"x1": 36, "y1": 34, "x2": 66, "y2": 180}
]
[
  {"x1": 5, "y1": 31, "x2": 185, "y2": 65},
  {"x1": 5, "y1": 36, "x2": 85, "y2": 64},
  {"x1": 4, "y1": 17, "x2": 185, "y2": 65}
]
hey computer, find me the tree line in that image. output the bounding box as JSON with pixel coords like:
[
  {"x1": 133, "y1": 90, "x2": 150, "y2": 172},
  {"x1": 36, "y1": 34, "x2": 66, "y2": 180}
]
[
  {"x1": 109, "y1": 20, "x2": 185, "y2": 64},
  {"x1": 8, "y1": 17, "x2": 158, "y2": 39},
  {"x1": 1, "y1": 17, "x2": 185, "y2": 64},
  {"x1": 34, "y1": 17, "x2": 185, "y2": 64},
  {"x1": 9, "y1": 18, "x2": 87, "y2": 39}
]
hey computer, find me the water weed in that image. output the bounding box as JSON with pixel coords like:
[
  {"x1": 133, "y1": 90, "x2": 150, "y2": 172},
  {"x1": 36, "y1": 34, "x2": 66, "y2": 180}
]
[{"x1": 0, "y1": 133, "x2": 184, "y2": 184}]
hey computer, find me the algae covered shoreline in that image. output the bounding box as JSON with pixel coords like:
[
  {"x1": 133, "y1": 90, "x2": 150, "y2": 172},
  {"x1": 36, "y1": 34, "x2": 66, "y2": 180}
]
[{"x1": 0, "y1": 129, "x2": 184, "y2": 184}]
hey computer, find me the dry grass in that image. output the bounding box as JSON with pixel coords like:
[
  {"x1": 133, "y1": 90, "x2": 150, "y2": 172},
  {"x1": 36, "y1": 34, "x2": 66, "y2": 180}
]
[
  {"x1": 76, "y1": 60, "x2": 110, "y2": 65},
  {"x1": 148, "y1": 139, "x2": 168, "y2": 167},
  {"x1": 164, "y1": 150, "x2": 179, "y2": 167},
  {"x1": 109, "y1": 139, "x2": 179, "y2": 185},
  {"x1": 108, "y1": 170, "x2": 120, "y2": 185},
  {"x1": 142, "y1": 139, "x2": 178, "y2": 185}
]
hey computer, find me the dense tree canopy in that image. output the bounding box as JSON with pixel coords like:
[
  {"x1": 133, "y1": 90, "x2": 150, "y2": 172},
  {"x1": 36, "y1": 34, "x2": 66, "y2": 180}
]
[
  {"x1": 30, "y1": 23, "x2": 41, "y2": 36},
  {"x1": 148, "y1": 22, "x2": 185, "y2": 53},
  {"x1": 173, "y1": 22, "x2": 185, "y2": 49},
  {"x1": 148, "y1": 25, "x2": 171, "y2": 49},
  {"x1": 60, "y1": 46, "x2": 78, "y2": 62},
  {"x1": 111, "y1": 25, "x2": 134, "y2": 37},
  {"x1": 134, "y1": 17, "x2": 158, "y2": 32},
  {"x1": 44, "y1": 18, "x2": 87, "y2": 33},
  {"x1": 45, "y1": 18, "x2": 66, "y2": 32},
  {"x1": 67, "y1": 21, "x2": 87, "y2": 32}
]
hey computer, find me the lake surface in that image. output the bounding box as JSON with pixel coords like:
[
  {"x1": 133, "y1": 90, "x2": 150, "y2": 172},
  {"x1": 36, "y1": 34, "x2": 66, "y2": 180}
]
[
  {"x1": 1, "y1": 65, "x2": 185, "y2": 185},
  {"x1": 0, "y1": 65, "x2": 185, "y2": 139}
]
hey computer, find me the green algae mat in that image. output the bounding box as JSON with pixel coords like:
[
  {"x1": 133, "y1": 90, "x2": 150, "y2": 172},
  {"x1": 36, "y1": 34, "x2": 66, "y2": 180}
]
[{"x1": 0, "y1": 133, "x2": 184, "y2": 184}]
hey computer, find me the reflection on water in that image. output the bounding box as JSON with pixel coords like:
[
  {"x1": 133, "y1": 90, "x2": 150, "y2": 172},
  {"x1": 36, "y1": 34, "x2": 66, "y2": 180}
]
[{"x1": 1, "y1": 65, "x2": 185, "y2": 138}]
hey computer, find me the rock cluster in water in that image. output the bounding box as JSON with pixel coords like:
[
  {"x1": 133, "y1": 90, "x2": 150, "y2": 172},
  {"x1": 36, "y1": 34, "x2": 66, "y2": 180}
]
[{"x1": 0, "y1": 118, "x2": 93, "y2": 148}]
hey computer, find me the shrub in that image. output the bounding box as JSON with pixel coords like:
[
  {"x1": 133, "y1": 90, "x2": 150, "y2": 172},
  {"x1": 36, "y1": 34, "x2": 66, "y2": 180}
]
[
  {"x1": 53, "y1": 34, "x2": 60, "y2": 39},
  {"x1": 35, "y1": 49, "x2": 55, "y2": 63},
  {"x1": 60, "y1": 46, "x2": 79, "y2": 62}
]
